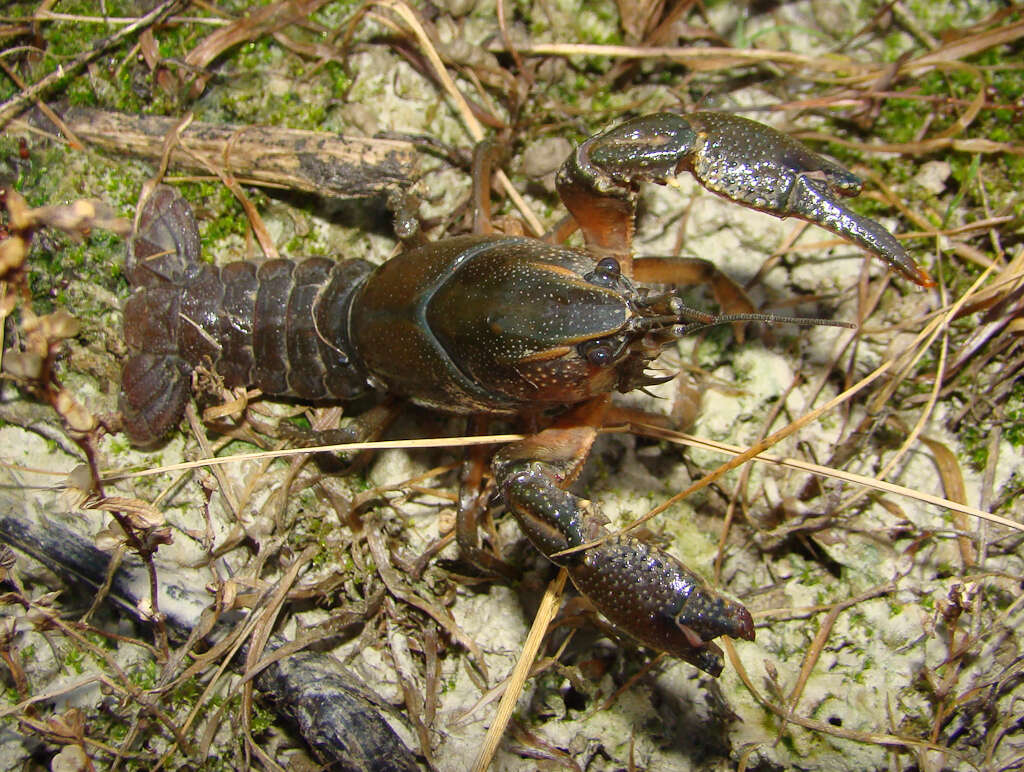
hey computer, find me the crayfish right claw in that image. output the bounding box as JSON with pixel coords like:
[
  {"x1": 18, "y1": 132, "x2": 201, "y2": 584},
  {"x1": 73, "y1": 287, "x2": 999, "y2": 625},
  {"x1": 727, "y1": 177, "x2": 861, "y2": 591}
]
[
  {"x1": 557, "y1": 110, "x2": 934, "y2": 287},
  {"x1": 786, "y1": 171, "x2": 935, "y2": 286}
]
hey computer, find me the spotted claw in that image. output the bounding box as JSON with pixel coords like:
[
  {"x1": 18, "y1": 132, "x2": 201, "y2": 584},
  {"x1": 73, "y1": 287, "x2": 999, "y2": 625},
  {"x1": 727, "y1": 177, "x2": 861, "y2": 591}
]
[
  {"x1": 568, "y1": 536, "x2": 755, "y2": 676},
  {"x1": 557, "y1": 111, "x2": 933, "y2": 287},
  {"x1": 493, "y1": 409, "x2": 754, "y2": 677}
]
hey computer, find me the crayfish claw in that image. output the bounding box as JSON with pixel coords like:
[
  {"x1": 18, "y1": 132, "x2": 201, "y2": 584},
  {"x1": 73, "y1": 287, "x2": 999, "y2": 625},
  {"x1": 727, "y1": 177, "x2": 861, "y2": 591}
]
[
  {"x1": 568, "y1": 537, "x2": 754, "y2": 675},
  {"x1": 558, "y1": 110, "x2": 933, "y2": 286},
  {"x1": 681, "y1": 111, "x2": 934, "y2": 287},
  {"x1": 788, "y1": 172, "x2": 935, "y2": 286},
  {"x1": 493, "y1": 401, "x2": 754, "y2": 675}
]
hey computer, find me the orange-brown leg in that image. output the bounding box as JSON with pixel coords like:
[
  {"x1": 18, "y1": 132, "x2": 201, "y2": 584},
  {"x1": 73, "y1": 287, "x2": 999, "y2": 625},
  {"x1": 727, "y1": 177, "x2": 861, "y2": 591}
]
[
  {"x1": 456, "y1": 419, "x2": 517, "y2": 580},
  {"x1": 633, "y1": 256, "x2": 756, "y2": 317},
  {"x1": 471, "y1": 139, "x2": 500, "y2": 236}
]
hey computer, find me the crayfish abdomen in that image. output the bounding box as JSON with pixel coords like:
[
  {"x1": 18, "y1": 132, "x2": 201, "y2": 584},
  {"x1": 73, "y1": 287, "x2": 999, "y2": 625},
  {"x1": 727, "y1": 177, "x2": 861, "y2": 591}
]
[{"x1": 121, "y1": 187, "x2": 372, "y2": 445}]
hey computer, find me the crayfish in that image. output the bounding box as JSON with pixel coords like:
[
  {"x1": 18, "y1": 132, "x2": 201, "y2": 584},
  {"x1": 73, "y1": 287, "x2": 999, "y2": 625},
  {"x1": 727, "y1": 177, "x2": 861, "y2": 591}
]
[{"x1": 120, "y1": 111, "x2": 931, "y2": 676}]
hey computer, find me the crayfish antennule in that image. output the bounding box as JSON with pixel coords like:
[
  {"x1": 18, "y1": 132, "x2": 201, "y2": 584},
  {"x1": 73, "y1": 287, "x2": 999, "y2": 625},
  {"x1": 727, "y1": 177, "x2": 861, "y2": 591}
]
[{"x1": 671, "y1": 302, "x2": 717, "y2": 326}]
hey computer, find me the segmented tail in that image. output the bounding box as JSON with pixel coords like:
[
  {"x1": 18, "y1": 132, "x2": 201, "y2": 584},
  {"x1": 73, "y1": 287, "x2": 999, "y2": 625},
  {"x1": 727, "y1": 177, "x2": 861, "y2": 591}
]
[{"x1": 119, "y1": 186, "x2": 199, "y2": 446}]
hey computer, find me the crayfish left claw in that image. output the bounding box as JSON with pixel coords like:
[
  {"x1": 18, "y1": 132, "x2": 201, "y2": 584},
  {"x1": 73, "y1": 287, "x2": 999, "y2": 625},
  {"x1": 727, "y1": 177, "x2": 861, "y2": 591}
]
[
  {"x1": 568, "y1": 537, "x2": 754, "y2": 677},
  {"x1": 681, "y1": 111, "x2": 933, "y2": 286},
  {"x1": 493, "y1": 405, "x2": 755, "y2": 676},
  {"x1": 784, "y1": 168, "x2": 934, "y2": 286}
]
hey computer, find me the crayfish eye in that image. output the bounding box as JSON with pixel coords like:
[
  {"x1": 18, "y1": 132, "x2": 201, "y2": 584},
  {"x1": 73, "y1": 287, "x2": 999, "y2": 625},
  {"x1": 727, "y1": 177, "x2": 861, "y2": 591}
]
[
  {"x1": 585, "y1": 257, "x2": 622, "y2": 289},
  {"x1": 580, "y1": 341, "x2": 615, "y2": 367}
]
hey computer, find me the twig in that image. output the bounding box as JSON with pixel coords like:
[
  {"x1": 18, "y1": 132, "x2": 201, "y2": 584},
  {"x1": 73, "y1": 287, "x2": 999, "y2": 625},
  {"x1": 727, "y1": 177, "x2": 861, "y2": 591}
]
[
  {"x1": 472, "y1": 568, "x2": 567, "y2": 772},
  {"x1": 55, "y1": 107, "x2": 419, "y2": 198}
]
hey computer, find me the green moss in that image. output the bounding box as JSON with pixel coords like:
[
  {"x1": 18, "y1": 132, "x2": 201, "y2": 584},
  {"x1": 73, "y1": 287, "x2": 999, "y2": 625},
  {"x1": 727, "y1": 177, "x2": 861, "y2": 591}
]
[
  {"x1": 6, "y1": 136, "x2": 144, "y2": 322},
  {"x1": 192, "y1": 34, "x2": 344, "y2": 130},
  {"x1": 250, "y1": 702, "x2": 276, "y2": 734},
  {"x1": 1005, "y1": 409, "x2": 1024, "y2": 448},
  {"x1": 64, "y1": 646, "x2": 86, "y2": 674},
  {"x1": 875, "y1": 98, "x2": 928, "y2": 146},
  {"x1": 288, "y1": 497, "x2": 346, "y2": 570},
  {"x1": 129, "y1": 659, "x2": 159, "y2": 689},
  {"x1": 881, "y1": 31, "x2": 913, "y2": 63},
  {"x1": 2, "y1": 1, "x2": 185, "y2": 114},
  {"x1": 168, "y1": 676, "x2": 204, "y2": 710},
  {"x1": 35, "y1": 1, "x2": 133, "y2": 58},
  {"x1": 310, "y1": 0, "x2": 365, "y2": 28},
  {"x1": 19, "y1": 644, "x2": 36, "y2": 662},
  {"x1": 959, "y1": 423, "x2": 989, "y2": 471},
  {"x1": 324, "y1": 60, "x2": 353, "y2": 97},
  {"x1": 779, "y1": 730, "x2": 800, "y2": 755},
  {"x1": 175, "y1": 181, "x2": 250, "y2": 254}
]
